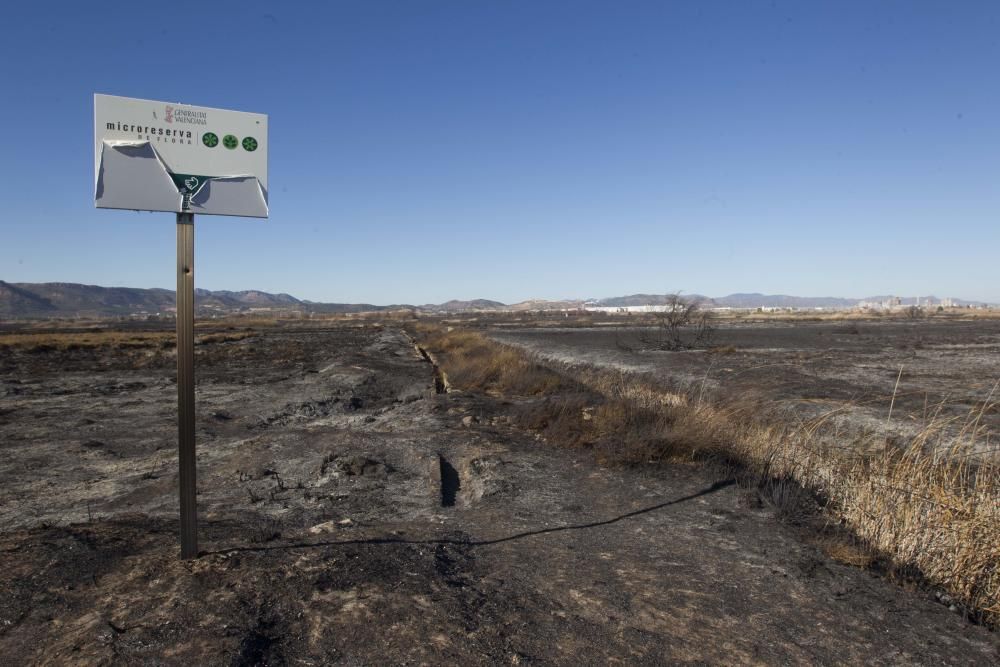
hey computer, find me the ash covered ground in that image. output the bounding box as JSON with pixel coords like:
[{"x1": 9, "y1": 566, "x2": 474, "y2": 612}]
[
  {"x1": 0, "y1": 321, "x2": 997, "y2": 664},
  {"x1": 491, "y1": 318, "x2": 1000, "y2": 450}
]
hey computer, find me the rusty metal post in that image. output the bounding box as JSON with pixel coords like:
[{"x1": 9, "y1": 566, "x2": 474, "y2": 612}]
[{"x1": 176, "y1": 212, "x2": 197, "y2": 558}]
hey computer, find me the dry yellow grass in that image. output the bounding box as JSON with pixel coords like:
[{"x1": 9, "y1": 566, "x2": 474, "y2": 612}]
[
  {"x1": 0, "y1": 331, "x2": 174, "y2": 351},
  {"x1": 194, "y1": 331, "x2": 255, "y2": 345},
  {"x1": 584, "y1": 365, "x2": 1000, "y2": 625},
  {"x1": 0, "y1": 329, "x2": 256, "y2": 351},
  {"x1": 416, "y1": 326, "x2": 1000, "y2": 625},
  {"x1": 810, "y1": 533, "x2": 877, "y2": 569},
  {"x1": 414, "y1": 326, "x2": 574, "y2": 396}
]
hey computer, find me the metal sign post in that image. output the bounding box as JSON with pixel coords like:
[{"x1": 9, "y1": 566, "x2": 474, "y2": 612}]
[
  {"x1": 94, "y1": 94, "x2": 268, "y2": 559},
  {"x1": 176, "y1": 211, "x2": 197, "y2": 558}
]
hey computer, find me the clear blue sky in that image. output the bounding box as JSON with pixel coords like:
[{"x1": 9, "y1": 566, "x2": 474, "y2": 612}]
[{"x1": 1, "y1": 1, "x2": 998, "y2": 304}]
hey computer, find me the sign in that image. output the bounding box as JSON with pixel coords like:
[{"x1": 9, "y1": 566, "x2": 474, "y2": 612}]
[
  {"x1": 94, "y1": 94, "x2": 268, "y2": 217},
  {"x1": 93, "y1": 93, "x2": 272, "y2": 558}
]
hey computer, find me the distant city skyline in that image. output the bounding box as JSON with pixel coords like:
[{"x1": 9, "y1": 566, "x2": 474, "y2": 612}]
[{"x1": 2, "y1": 2, "x2": 998, "y2": 303}]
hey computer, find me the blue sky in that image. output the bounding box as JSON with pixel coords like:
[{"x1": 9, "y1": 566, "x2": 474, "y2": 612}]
[{"x1": 1, "y1": 1, "x2": 998, "y2": 304}]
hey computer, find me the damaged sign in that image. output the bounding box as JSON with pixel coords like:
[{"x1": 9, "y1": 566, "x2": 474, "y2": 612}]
[{"x1": 94, "y1": 94, "x2": 268, "y2": 217}]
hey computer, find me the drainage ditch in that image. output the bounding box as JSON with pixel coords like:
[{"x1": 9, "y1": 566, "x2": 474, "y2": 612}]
[{"x1": 413, "y1": 344, "x2": 450, "y2": 395}]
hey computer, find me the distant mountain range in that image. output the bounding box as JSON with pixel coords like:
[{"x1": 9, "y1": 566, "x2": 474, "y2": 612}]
[
  {"x1": 0, "y1": 282, "x2": 407, "y2": 319},
  {"x1": 0, "y1": 281, "x2": 988, "y2": 319}
]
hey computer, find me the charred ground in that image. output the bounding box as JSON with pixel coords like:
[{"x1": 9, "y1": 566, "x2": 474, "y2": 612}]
[{"x1": 0, "y1": 319, "x2": 997, "y2": 664}]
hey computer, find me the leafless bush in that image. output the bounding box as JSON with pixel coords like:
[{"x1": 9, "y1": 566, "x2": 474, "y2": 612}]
[{"x1": 637, "y1": 294, "x2": 714, "y2": 350}]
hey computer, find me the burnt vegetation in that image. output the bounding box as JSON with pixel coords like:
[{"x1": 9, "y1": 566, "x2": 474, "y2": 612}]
[
  {"x1": 414, "y1": 323, "x2": 1000, "y2": 627},
  {"x1": 613, "y1": 293, "x2": 715, "y2": 351},
  {"x1": 1, "y1": 316, "x2": 997, "y2": 663}
]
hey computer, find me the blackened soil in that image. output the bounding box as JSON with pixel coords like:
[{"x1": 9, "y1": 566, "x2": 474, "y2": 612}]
[
  {"x1": 0, "y1": 322, "x2": 996, "y2": 664},
  {"x1": 492, "y1": 319, "x2": 1000, "y2": 448}
]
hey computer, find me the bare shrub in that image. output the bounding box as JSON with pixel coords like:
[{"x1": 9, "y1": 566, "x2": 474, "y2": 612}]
[{"x1": 637, "y1": 294, "x2": 714, "y2": 351}]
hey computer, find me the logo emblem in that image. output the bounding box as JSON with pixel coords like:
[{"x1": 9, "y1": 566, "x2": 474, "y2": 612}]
[
  {"x1": 242, "y1": 136, "x2": 258, "y2": 152},
  {"x1": 202, "y1": 132, "x2": 219, "y2": 148},
  {"x1": 165, "y1": 106, "x2": 174, "y2": 124},
  {"x1": 169, "y1": 173, "x2": 210, "y2": 196},
  {"x1": 223, "y1": 134, "x2": 238, "y2": 149}
]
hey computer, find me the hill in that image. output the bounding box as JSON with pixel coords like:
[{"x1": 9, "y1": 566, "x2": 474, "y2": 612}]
[
  {"x1": 0, "y1": 282, "x2": 988, "y2": 319},
  {"x1": 0, "y1": 282, "x2": 408, "y2": 319}
]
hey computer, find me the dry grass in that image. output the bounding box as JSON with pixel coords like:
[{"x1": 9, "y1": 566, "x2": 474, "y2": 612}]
[
  {"x1": 414, "y1": 326, "x2": 574, "y2": 396},
  {"x1": 0, "y1": 331, "x2": 174, "y2": 351},
  {"x1": 584, "y1": 366, "x2": 1000, "y2": 625},
  {"x1": 195, "y1": 331, "x2": 255, "y2": 345},
  {"x1": 0, "y1": 329, "x2": 256, "y2": 352},
  {"x1": 416, "y1": 325, "x2": 1000, "y2": 626},
  {"x1": 414, "y1": 326, "x2": 706, "y2": 464},
  {"x1": 810, "y1": 533, "x2": 878, "y2": 569}
]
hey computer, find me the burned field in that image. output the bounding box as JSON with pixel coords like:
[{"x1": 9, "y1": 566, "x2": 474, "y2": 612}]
[
  {"x1": 0, "y1": 320, "x2": 998, "y2": 664},
  {"x1": 491, "y1": 318, "x2": 1000, "y2": 448}
]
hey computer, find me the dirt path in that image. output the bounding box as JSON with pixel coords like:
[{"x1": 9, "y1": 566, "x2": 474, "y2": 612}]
[{"x1": 0, "y1": 325, "x2": 996, "y2": 664}]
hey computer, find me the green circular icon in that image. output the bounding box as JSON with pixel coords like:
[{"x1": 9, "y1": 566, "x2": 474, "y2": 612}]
[
  {"x1": 242, "y1": 136, "x2": 258, "y2": 152},
  {"x1": 223, "y1": 134, "x2": 238, "y2": 149},
  {"x1": 202, "y1": 132, "x2": 218, "y2": 148}
]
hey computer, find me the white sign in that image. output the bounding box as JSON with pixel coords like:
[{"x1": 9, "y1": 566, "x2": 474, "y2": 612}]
[{"x1": 94, "y1": 94, "x2": 268, "y2": 218}]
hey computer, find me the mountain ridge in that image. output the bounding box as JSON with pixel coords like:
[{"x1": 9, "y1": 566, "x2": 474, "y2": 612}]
[{"x1": 0, "y1": 281, "x2": 988, "y2": 319}]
